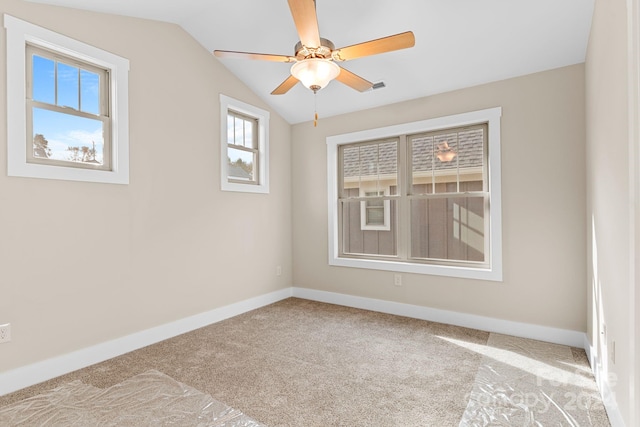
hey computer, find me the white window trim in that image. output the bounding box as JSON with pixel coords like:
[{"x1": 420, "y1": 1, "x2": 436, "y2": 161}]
[
  {"x1": 327, "y1": 107, "x2": 503, "y2": 281},
  {"x1": 220, "y1": 94, "x2": 269, "y2": 194},
  {"x1": 4, "y1": 14, "x2": 130, "y2": 184}
]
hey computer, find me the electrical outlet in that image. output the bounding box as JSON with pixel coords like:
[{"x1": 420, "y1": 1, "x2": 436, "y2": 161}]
[
  {"x1": 394, "y1": 273, "x2": 402, "y2": 286},
  {"x1": 276, "y1": 265, "x2": 282, "y2": 276},
  {"x1": 0, "y1": 323, "x2": 11, "y2": 343}
]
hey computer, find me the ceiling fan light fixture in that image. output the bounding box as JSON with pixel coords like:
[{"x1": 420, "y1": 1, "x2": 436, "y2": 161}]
[{"x1": 290, "y1": 58, "x2": 340, "y2": 92}]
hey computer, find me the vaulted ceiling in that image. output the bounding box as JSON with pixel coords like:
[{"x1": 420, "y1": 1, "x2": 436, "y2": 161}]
[{"x1": 26, "y1": 0, "x2": 595, "y2": 124}]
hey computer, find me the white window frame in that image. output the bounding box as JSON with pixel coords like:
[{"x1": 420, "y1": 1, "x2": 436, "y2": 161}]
[
  {"x1": 220, "y1": 94, "x2": 269, "y2": 194},
  {"x1": 327, "y1": 107, "x2": 503, "y2": 281},
  {"x1": 4, "y1": 14, "x2": 130, "y2": 184}
]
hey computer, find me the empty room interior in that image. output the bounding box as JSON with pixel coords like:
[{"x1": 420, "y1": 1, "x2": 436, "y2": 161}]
[{"x1": 0, "y1": 0, "x2": 639, "y2": 425}]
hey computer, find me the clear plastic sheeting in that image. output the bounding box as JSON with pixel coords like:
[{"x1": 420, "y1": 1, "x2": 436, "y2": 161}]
[
  {"x1": 459, "y1": 334, "x2": 609, "y2": 426},
  {"x1": 0, "y1": 370, "x2": 265, "y2": 427}
]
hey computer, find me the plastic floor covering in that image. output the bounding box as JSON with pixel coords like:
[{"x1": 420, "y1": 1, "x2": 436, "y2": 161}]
[
  {"x1": 459, "y1": 334, "x2": 609, "y2": 426},
  {"x1": 0, "y1": 370, "x2": 264, "y2": 426}
]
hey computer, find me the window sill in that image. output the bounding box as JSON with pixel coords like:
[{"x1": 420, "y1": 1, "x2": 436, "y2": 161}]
[
  {"x1": 221, "y1": 180, "x2": 269, "y2": 194},
  {"x1": 329, "y1": 255, "x2": 502, "y2": 282}
]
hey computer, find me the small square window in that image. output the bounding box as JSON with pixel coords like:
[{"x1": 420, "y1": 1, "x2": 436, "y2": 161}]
[
  {"x1": 4, "y1": 14, "x2": 130, "y2": 184},
  {"x1": 360, "y1": 190, "x2": 391, "y2": 231},
  {"x1": 27, "y1": 45, "x2": 111, "y2": 171}
]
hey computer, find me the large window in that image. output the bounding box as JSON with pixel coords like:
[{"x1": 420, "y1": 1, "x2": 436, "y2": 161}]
[
  {"x1": 4, "y1": 15, "x2": 130, "y2": 184},
  {"x1": 327, "y1": 108, "x2": 502, "y2": 281},
  {"x1": 220, "y1": 95, "x2": 269, "y2": 193}
]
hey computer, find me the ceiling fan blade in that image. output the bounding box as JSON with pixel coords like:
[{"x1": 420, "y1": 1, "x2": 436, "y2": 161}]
[
  {"x1": 214, "y1": 50, "x2": 296, "y2": 63},
  {"x1": 271, "y1": 75, "x2": 299, "y2": 95},
  {"x1": 333, "y1": 31, "x2": 416, "y2": 61},
  {"x1": 288, "y1": 0, "x2": 321, "y2": 48},
  {"x1": 335, "y1": 67, "x2": 373, "y2": 92}
]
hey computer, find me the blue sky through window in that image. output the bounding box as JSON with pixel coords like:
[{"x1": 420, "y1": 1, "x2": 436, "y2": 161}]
[{"x1": 32, "y1": 53, "x2": 103, "y2": 165}]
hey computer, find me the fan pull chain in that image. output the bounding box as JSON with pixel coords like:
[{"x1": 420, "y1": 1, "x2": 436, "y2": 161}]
[{"x1": 313, "y1": 92, "x2": 318, "y2": 127}]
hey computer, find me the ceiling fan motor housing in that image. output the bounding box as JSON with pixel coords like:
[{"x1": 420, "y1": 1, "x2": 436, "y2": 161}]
[{"x1": 295, "y1": 38, "x2": 336, "y2": 60}]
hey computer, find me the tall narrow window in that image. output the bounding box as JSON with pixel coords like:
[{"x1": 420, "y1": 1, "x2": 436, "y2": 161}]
[
  {"x1": 220, "y1": 95, "x2": 269, "y2": 194},
  {"x1": 328, "y1": 108, "x2": 502, "y2": 281},
  {"x1": 408, "y1": 125, "x2": 487, "y2": 264},
  {"x1": 341, "y1": 140, "x2": 397, "y2": 255},
  {"x1": 226, "y1": 110, "x2": 258, "y2": 184}
]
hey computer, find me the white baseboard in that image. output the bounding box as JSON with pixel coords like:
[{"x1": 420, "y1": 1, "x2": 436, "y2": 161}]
[
  {"x1": 2, "y1": 285, "x2": 627, "y2": 427},
  {"x1": 292, "y1": 287, "x2": 586, "y2": 347},
  {"x1": 585, "y1": 340, "x2": 626, "y2": 427},
  {"x1": 0, "y1": 287, "x2": 293, "y2": 397}
]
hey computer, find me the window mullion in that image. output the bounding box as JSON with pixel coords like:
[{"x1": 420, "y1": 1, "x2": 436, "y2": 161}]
[
  {"x1": 54, "y1": 60, "x2": 58, "y2": 106},
  {"x1": 77, "y1": 66, "x2": 81, "y2": 112},
  {"x1": 456, "y1": 132, "x2": 460, "y2": 193},
  {"x1": 397, "y1": 134, "x2": 409, "y2": 260}
]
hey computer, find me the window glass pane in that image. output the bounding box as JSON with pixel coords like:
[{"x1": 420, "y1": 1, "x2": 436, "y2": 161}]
[
  {"x1": 359, "y1": 144, "x2": 378, "y2": 177},
  {"x1": 227, "y1": 115, "x2": 235, "y2": 144},
  {"x1": 32, "y1": 55, "x2": 55, "y2": 104},
  {"x1": 80, "y1": 69, "x2": 100, "y2": 115},
  {"x1": 342, "y1": 145, "x2": 360, "y2": 195},
  {"x1": 234, "y1": 116, "x2": 244, "y2": 146},
  {"x1": 410, "y1": 196, "x2": 485, "y2": 262},
  {"x1": 434, "y1": 133, "x2": 458, "y2": 170},
  {"x1": 458, "y1": 128, "x2": 485, "y2": 185},
  {"x1": 342, "y1": 140, "x2": 397, "y2": 195},
  {"x1": 341, "y1": 199, "x2": 397, "y2": 256},
  {"x1": 227, "y1": 147, "x2": 255, "y2": 181},
  {"x1": 411, "y1": 136, "x2": 434, "y2": 194},
  {"x1": 366, "y1": 204, "x2": 385, "y2": 225},
  {"x1": 31, "y1": 107, "x2": 104, "y2": 165},
  {"x1": 433, "y1": 133, "x2": 458, "y2": 193},
  {"x1": 244, "y1": 118, "x2": 256, "y2": 149},
  {"x1": 57, "y1": 62, "x2": 79, "y2": 110}
]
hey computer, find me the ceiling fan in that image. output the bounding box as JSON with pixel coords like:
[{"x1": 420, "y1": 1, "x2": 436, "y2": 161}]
[{"x1": 213, "y1": 0, "x2": 415, "y2": 96}]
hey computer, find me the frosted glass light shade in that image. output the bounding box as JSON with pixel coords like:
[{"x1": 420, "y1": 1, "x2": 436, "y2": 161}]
[{"x1": 290, "y1": 59, "x2": 340, "y2": 91}]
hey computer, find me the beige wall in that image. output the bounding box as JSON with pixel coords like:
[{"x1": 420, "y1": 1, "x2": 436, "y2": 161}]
[
  {"x1": 292, "y1": 64, "x2": 587, "y2": 331},
  {"x1": 3, "y1": 0, "x2": 636, "y2": 421},
  {"x1": 0, "y1": 1, "x2": 292, "y2": 372},
  {"x1": 586, "y1": 0, "x2": 638, "y2": 424}
]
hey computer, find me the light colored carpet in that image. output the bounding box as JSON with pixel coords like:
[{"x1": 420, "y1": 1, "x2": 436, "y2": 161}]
[
  {"x1": 0, "y1": 298, "x2": 610, "y2": 426},
  {"x1": 0, "y1": 370, "x2": 263, "y2": 426}
]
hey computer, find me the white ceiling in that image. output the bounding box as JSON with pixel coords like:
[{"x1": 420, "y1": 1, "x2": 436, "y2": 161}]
[{"x1": 26, "y1": 0, "x2": 595, "y2": 124}]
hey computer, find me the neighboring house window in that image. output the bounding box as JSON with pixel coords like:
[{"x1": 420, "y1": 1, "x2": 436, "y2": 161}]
[
  {"x1": 220, "y1": 94, "x2": 269, "y2": 193},
  {"x1": 327, "y1": 108, "x2": 502, "y2": 281},
  {"x1": 4, "y1": 15, "x2": 130, "y2": 184},
  {"x1": 361, "y1": 190, "x2": 390, "y2": 231}
]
